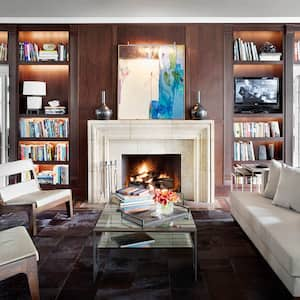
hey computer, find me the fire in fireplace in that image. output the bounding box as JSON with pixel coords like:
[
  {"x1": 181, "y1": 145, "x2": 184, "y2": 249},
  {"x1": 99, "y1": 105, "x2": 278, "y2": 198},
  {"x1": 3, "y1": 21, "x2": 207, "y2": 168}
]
[{"x1": 121, "y1": 154, "x2": 181, "y2": 192}]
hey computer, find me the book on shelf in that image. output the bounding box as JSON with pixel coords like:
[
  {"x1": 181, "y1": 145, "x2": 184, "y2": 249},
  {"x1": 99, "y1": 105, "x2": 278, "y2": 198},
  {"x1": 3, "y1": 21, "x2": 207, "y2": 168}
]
[
  {"x1": 19, "y1": 118, "x2": 69, "y2": 138},
  {"x1": 233, "y1": 121, "x2": 280, "y2": 138},
  {"x1": 234, "y1": 140, "x2": 255, "y2": 161},
  {"x1": 0, "y1": 43, "x2": 7, "y2": 61},
  {"x1": 259, "y1": 52, "x2": 282, "y2": 61},
  {"x1": 19, "y1": 42, "x2": 68, "y2": 62},
  {"x1": 295, "y1": 40, "x2": 300, "y2": 62},
  {"x1": 44, "y1": 106, "x2": 66, "y2": 115},
  {"x1": 20, "y1": 143, "x2": 69, "y2": 161},
  {"x1": 112, "y1": 233, "x2": 155, "y2": 248},
  {"x1": 270, "y1": 121, "x2": 280, "y2": 137},
  {"x1": 233, "y1": 38, "x2": 259, "y2": 61},
  {"x1": 38, "y1": 50, "x2": 58, "y2": 61},
  {"x1": 36, "y1": 165, "x2": 69, "y2": 185}
]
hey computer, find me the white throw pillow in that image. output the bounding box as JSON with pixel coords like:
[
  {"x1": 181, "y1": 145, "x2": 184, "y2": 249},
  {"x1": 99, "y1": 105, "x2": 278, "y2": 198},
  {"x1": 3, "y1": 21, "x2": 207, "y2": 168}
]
[
  {"x1": 272, "y1": 166, "x2": 300, "y2": 210},
  {"x1": 263, "y1": 159, "x2": 282, "y2": 199}
]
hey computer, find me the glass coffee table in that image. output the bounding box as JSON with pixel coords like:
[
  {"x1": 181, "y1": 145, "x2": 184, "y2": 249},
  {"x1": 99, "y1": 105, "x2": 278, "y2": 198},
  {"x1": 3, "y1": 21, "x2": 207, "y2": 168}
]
[{"x1": 93, "y1": 204, "x2": 197, "y2": 281}]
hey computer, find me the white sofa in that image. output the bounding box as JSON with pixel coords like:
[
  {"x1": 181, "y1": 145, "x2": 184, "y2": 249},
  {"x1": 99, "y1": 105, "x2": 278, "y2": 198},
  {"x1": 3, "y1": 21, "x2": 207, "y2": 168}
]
[{"x1": 230, "y1": 191, "x2": 300, "y2": 297}]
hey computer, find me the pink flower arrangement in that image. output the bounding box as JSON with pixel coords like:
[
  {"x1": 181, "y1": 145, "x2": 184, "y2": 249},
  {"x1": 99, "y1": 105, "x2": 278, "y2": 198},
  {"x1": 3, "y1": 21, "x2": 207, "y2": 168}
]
[{"x1": 153, "y1": 189, "x2": 179, "y2": 206}]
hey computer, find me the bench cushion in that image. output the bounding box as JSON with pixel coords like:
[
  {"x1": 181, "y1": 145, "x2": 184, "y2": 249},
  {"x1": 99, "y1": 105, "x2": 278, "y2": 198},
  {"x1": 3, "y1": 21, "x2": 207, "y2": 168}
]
[
  {"x1": 230, "y1": 191, "x2": 300, "y2": 277},
  {"x1": 0, "y1": 226, "x2": 38, "y2": 266},
  {"x1": 5, "y1": 189, "x2": 71, "y2": 208}
]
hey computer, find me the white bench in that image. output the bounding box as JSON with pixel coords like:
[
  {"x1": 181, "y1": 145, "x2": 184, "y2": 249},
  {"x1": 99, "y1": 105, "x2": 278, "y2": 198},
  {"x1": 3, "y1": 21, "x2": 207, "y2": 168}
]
[{"x1": 0, "y1": 159, "x2": 73, "y2": 235}]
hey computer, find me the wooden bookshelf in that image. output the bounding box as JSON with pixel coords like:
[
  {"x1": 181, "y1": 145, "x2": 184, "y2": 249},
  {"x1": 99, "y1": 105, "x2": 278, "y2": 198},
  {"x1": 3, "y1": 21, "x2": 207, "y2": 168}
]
[
  {"x1": 16, "y1": 28, "x2": 71, "y2": 187},
  {"x1": 224, "y1": 25, "x2": 286, "y2": 182}
]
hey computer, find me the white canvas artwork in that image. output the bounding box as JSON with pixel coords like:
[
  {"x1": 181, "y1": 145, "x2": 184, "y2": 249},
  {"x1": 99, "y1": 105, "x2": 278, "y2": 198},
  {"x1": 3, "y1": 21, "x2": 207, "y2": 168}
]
[{"x1": 118, "y1": 58, "x2": 159, "y2": 119}]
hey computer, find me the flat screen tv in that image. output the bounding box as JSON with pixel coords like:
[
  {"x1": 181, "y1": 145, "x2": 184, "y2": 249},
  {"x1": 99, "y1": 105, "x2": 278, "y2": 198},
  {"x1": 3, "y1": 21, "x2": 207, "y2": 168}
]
[{"x1": 234, "y1": 77, "x2": 280, "y2": 113}]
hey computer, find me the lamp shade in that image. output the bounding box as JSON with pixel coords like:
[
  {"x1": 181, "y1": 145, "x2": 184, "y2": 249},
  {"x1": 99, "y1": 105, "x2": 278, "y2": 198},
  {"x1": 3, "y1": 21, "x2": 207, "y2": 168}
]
[{"x1": 23, "y1": 81, "x2": 46, "y2": 96}]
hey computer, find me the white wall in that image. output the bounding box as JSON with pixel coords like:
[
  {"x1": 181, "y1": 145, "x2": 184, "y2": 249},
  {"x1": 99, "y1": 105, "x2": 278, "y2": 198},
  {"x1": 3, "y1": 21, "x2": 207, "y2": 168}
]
[{"x1": 0, "y1": 0, "x2": 300, "y2": 23}]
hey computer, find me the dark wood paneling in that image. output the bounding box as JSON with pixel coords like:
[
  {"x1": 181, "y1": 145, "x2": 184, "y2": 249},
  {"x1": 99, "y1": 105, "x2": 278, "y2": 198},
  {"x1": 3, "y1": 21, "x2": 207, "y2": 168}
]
[
  {"x1": 186, "y1": 24, "x2": 225, "y2": 186},
  {"x1": 8, "y1": 26, "x2": 17, "y2": 162},
  {"x1": 69, "y1": 25, "x2": 79, "y2": 193},
  {"x1": 223, "y1": 25, "x2": 234, "y2": 184},
  {"x1": 117, "y1": 24, "x2": 186, "y2": 45},
  {"x1": 77, "y1": 25, "x2": 113, "y2": 200},
  {"x1": 76, "y1": 24, "x2": 225, "y2": 200}
]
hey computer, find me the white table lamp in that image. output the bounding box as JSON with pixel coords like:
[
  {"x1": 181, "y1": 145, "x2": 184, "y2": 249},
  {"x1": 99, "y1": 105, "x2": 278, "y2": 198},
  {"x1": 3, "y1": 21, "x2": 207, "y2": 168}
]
[{"x1": 23, "y1": 81, "x2": 46, "y2": 110}]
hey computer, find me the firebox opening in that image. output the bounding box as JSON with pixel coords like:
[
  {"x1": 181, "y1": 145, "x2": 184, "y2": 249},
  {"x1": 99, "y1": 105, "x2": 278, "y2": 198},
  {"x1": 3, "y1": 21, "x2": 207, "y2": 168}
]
[{"x1": 122, "y1": 154, "x2": 181, "y2": 192}]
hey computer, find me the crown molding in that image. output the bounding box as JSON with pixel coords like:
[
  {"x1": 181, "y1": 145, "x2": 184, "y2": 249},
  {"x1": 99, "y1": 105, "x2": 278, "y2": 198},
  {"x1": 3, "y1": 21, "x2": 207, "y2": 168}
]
[{"x1": 0, "y1": 17, "x2": 300, "y2": 24}]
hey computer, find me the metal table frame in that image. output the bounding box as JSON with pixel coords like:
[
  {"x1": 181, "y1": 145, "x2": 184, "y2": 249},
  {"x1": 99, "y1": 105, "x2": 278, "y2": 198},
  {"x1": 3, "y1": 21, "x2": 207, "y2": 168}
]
[{"x1": 92, "y1": 205, "x2": 197, "y2": 282}]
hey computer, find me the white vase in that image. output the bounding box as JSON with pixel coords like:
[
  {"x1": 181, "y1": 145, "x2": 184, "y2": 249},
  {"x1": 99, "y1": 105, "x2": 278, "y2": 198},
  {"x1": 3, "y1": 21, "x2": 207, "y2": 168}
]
[{"x1": 156, "y1": 202, "x2": 174, "y2": 216}]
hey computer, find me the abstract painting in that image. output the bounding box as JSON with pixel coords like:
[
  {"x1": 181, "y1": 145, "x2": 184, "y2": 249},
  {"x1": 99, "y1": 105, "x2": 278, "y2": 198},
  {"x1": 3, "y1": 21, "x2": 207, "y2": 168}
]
[{"x1": 118, "y1": 44, "x2": 185, "y2": 119}]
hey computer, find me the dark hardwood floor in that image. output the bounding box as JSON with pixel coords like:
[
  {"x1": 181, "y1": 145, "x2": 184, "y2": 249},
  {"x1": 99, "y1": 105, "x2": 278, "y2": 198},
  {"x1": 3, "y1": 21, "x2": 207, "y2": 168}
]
[{"x1": 0, "y1": 206, "x2": 295, "y2": 300}]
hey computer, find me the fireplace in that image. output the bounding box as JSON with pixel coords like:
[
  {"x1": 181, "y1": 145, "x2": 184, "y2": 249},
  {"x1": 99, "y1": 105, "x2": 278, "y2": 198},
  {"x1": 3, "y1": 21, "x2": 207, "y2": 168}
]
[
  {"x1": 122, "y1": 154, "x2": 181, "y2": 191},
  {"x1": 88, "y1": 120, "x2": 215, "y2": 203}
]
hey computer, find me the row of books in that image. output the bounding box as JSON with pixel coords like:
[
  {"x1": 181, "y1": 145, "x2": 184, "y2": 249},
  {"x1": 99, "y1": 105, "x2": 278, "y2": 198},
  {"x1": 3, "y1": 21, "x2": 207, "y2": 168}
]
[
  {"x1": 19, "y1": 42, "x2": 68, "y2": 62},
  {"x1": 234, "y1": 141, "x2": 255, "y2": 161},
  {"x1": 233, "y1": 38, "x2": 282, "y2": 61},
  {"x1": 36, "y1": 165, "x2": 69, "y2": 185},
  {"x1": 233, "y1": 121, "x2": 281, "y2": 138},
  {"x1": 19, "y1": 118, "x2": 69, "y2": 138},
  {"x1": 20, "y1": 143, "x2": 69, "y2": 161},
  {"x1": 0, "y1": 43, "x2": 7, "y2": 61},
  {"x1": 112, "y1": 186, "x2": 154, "y2": 213},
  {"x1": 233, "y1": 38, "x2": 259, "y2": 61},
  {"x1": 232, "y1": 173, "x2": 263, "y2": 185},
  {"x1": 295, "y1": 40, "x2": 300, "y2": 62}
]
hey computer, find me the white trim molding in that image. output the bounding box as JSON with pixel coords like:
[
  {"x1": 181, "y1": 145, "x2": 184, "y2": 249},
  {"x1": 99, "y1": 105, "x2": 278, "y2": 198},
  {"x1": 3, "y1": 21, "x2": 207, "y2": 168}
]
[{"x1": 1, "y1": 17, "x2": 300, "y2": 24}]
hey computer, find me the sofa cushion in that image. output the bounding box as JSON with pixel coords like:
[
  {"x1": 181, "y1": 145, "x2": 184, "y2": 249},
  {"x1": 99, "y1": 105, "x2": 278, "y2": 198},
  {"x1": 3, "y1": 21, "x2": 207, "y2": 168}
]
[
  {"x1": 272, "y1": 166, "x2": 300, "y2": 210},
  {"x1": 5, "y1": 189, "x2": 71, "y2": 208},
  {"x1": 263, "y1": 159, "x2": 282, "y2": 199},
  {"x1": 230, "y1": 191, "x2": 300, "y2": 277}
]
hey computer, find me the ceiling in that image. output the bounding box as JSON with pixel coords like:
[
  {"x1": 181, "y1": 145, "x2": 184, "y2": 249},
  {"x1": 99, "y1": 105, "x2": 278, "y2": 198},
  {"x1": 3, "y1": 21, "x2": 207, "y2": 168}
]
[{"x1": 1, "y1": 0, "x2": 300, "y2": 23}]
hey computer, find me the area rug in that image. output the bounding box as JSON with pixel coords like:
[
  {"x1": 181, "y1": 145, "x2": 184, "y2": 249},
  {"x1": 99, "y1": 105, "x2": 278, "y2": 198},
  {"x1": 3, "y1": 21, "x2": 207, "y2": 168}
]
[
  {"x1": 37, "y1": 209, "x2": 101, "y2": 236},
  {"x1": 192, "y1": 209, "x2": 233, "y2": 222}
]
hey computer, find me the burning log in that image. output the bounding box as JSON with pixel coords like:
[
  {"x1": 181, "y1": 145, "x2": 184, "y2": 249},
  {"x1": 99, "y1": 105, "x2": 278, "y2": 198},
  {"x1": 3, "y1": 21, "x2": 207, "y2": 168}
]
[{"x1": 129, "y1": 170, "x2": 174, "y2": 189}]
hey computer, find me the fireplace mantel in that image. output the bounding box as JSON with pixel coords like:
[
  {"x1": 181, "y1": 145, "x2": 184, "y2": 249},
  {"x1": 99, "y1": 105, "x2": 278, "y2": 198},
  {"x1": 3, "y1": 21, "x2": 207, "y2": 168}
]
[{"x1": 88, "y1": 120, "x2": 215, "y2": 204}]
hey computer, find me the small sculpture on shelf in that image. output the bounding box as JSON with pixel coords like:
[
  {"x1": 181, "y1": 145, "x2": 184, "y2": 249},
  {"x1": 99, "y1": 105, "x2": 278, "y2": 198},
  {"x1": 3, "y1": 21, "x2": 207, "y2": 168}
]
[
  {"x1": 191, "y1": 90, "x2": 207, "y2": 120},
  {"x1": 95, "y1": 90, "x2": 112, "y2": 120}
]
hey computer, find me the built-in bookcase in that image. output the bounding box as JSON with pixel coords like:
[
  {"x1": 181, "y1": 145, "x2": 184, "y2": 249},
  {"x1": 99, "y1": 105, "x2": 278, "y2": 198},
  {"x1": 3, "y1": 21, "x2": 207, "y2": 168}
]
[
  {"x1": 224, "y1": 26, "x2": 285, "y2": 180},
  {"x1": 17, "y1": 28, "x2": 71, "y2": 188}
]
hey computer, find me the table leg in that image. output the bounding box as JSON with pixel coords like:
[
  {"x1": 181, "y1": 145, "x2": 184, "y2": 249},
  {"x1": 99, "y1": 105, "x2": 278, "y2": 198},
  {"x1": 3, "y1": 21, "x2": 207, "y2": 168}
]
[
  {"x1": 93, "y1": 231, "x2": 98, "y2": 282},
  {"x1": 193, "y1": 231, "x2": 198, "y2": 281}
]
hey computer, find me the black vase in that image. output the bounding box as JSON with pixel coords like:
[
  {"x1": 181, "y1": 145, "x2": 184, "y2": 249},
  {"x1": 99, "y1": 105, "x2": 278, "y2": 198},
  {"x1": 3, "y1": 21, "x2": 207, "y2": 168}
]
[
  {"x1": 191, "y1": 91, "x2": 207, "y2": 120},
  {"x1": 95, "y1": 90, "x2": 112, "y2": 120}
]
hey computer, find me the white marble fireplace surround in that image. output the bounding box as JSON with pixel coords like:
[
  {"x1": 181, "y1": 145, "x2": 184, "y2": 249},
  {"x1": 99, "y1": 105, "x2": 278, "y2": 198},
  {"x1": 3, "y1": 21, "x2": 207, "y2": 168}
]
[{"x1": 88, "y1": 120, "x2": 214, "y2": 204}]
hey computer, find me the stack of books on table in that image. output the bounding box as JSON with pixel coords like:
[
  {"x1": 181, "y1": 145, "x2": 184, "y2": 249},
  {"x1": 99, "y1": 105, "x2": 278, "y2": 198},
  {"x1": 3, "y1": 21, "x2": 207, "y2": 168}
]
[{"x1": 112, "y1": 186, "x2": 154, "y2": 213}]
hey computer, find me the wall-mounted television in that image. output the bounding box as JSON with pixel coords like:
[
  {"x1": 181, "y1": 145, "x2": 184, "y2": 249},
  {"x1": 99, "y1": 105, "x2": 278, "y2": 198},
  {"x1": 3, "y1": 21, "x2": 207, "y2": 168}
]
[{"x1": 234, "y1": 77, "x2": 280, "y2": 113}]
